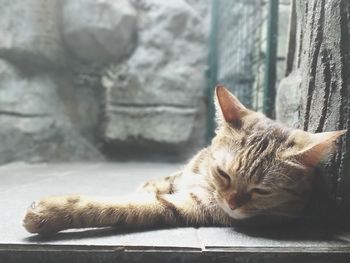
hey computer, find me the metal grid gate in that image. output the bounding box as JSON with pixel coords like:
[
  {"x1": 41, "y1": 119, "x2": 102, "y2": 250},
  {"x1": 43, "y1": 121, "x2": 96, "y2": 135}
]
[{"x1": 207, "y1": 0, "x2": 279, "y2": 140}]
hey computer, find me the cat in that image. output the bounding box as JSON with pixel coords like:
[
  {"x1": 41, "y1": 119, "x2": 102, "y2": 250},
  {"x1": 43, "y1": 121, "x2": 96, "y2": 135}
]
[{"x1": 22, "y1": 85, "x2": 345, "y2": 235}]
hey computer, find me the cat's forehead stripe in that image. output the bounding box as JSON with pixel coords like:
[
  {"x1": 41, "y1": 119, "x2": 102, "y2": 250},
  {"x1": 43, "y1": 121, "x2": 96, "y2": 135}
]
[{"x1": 236, "y1": 127, "x2": 291, "y2": 182}]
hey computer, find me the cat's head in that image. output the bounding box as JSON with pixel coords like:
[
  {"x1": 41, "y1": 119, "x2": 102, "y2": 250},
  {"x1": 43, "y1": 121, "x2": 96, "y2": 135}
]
[{"x1": 210, "y1": 85, "x2": 345, "y2": 220}]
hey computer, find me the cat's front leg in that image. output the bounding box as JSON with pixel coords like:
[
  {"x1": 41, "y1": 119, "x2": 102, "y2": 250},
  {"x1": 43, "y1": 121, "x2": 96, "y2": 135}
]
[
  {"x1": 23, "y1": 194, "x2": 158, "y2": 235},
  {"x1": 23, "y1": 191, "x2": 230, "y2": 235}
]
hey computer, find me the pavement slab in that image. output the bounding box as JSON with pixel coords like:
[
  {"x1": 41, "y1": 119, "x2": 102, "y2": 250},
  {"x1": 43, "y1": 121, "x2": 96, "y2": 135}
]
[{"x1": 1, "y1": 162, "x2": 350, "y2": 263}]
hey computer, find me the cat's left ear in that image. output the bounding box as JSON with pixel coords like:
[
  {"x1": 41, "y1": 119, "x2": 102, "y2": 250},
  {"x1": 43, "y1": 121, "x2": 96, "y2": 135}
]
[
  {"x1": 215, "y1": 85, "x2": 248, "y2": 125},
  {"x1": 289, "y1": 130, "x2": 346, "y2": 167}
]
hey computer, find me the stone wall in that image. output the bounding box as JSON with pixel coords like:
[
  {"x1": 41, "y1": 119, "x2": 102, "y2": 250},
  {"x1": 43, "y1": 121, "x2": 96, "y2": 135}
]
[
  {"x1": 0, "y1": 0, "x2": 210, "y2": 164},
  {"x1": 276, "y1": 0, "x2": 350, "y2": 211}
]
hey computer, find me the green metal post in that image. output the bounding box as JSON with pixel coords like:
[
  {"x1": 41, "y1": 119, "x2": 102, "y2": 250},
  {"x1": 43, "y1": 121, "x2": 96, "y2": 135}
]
[
  {"x1": 263, "y1": 0, "x2": 279, "y2": 118},
  {"x1": 206, "y1": 0, "x2": 219, "y2": 143}
]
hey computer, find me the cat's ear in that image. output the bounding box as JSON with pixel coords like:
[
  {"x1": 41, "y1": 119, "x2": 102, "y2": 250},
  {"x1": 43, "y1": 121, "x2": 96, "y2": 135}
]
[
  {"x1": 291, "y1": 130, "x2": 346, "y2": 167},
  {"x1": 215, "y1": 85, "x2": 247, "y2": 125}
]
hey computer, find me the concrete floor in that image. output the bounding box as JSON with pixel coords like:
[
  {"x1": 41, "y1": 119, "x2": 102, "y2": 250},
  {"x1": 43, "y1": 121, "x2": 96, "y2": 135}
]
[{"x1": 1, "y1": 162, "x2": 350, "y2": 263}]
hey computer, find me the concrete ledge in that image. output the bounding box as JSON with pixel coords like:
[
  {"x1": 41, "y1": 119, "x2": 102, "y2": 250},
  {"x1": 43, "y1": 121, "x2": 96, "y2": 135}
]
[{"x1": 1, "y1": 163, "x2": 350, "y2": 262}]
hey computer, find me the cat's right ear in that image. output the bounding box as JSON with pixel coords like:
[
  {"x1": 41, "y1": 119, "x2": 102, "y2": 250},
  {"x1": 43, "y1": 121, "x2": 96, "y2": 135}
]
[
  {"x1": 215, "y1": 85, "x2": 247, "y2": 126},
  {"x1": 285, "y1": 130, "x2": 346, "y2": 167}
]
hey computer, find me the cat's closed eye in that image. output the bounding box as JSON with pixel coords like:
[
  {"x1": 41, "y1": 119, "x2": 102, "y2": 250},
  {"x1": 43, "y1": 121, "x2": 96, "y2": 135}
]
[
  {"x1": 217, "y1": 168, "x2": 231, "y2": 181},
  {"x1": 250, "y1": 188, "x2": 271, "y2": 195}
]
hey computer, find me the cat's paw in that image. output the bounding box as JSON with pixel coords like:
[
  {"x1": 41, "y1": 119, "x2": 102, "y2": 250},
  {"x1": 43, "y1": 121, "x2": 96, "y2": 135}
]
[{"x1": 22, "y1": 196, "x2": 74, "y2": 235}]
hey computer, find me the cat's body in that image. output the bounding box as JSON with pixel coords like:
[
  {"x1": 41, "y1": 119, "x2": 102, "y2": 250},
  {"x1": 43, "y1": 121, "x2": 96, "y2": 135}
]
[{"x1": 23, "y1": 86, "x2": 345, "y2": 235}]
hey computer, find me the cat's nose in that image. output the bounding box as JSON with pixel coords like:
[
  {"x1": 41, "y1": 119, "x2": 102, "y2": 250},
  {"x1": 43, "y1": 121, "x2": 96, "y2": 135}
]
[
  {"x1": 228, "y1": 193, "x2": 238, "y2": 210},
  {"x1": 228, "y1": 192, "x2": 250, "y2": 210}
]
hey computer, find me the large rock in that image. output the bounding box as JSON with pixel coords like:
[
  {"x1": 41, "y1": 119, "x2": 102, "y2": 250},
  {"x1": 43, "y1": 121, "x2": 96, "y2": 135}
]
[
  {"x1": 0, "y1": 59, "x2": 103, "y2": 163},
  {"x1": 102, "y1": 0, "x2": 207, "y2": 146},
  {"x1": 61, "y1": 0, "x2": 137, "y2": 63},
  {"x1": 105, "y1": 106, "x2": 197, "y2": 145},
  {"x1": 275, "y1": 69, "x2": 301, "y2": 127},
  {"x1": 103, "y1": 64, "x2": 204, "y2": 107},
  {"x1": 0, "y1": 0, "x2": 66, "y2": 71},
  {"x1": 277, "y1": 4, "x2": 292, "y2": 59}
]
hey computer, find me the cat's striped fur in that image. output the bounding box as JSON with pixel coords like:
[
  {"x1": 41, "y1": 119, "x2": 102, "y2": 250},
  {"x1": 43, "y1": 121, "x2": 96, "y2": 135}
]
[{"x1": 23, "y1": 86, "x2": 345, "y2": 235}]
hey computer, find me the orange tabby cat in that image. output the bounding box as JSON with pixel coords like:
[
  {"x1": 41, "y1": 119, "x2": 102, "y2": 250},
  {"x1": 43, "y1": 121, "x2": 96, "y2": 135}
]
[{"x1": 23, "y1": 86, "x2": 345, "y2": 235}]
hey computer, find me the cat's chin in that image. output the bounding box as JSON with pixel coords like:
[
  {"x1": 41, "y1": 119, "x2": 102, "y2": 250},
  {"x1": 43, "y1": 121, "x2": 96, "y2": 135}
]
[{"x1": 219, "y1": 203, "x2": 252, "y2": 220}]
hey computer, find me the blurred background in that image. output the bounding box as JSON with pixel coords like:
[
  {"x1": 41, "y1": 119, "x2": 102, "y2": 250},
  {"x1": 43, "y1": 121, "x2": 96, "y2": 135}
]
[
  {"x1": 3, "y1": 2, "x2": 350, "y2": 254},
  {"x1": 0, "y1": 0, "x2": 292, "y2": 164}
]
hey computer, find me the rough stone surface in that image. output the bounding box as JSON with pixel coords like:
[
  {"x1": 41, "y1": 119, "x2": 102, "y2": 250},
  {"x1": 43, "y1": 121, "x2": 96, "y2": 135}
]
[
  {"x1": 277, "y1": 5, "x2": 292, "y2": 59},
  {"x1": 0, "y1": 59, "x2": 103, "y2": 164},
  {"x1": 0, "y1": 0, "x2": 66, "y2": 71},
  {"x1": 61, "y1": 0, "x2": 138, "y2": 63},
  {"x1": 102, "y1": 0, "x2": 208, "y2": 146},
  {"x1": 275, "y1": 69, "x2": 301, "y2": 127},
  {"x1": 68, "y1": 63, "x2": 104, "y2": 142},
  {"x1": 104, "y1": 106, "x2": 197, "y2": 145},
  {"x1": 277, "y1": 0, "x2": 350, "y2": 210},
  {"x1": 0, "y1": 0, "x2": 210, "y2": 163}
]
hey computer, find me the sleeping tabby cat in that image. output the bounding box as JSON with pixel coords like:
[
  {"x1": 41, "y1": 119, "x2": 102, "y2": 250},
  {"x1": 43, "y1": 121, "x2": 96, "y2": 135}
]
[{"x1": 23, "y1": 86, "x2": 345, "y2": 235}]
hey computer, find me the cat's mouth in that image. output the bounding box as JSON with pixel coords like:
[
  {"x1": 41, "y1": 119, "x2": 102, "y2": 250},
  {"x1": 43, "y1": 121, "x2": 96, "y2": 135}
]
[{"x1": 218, "y1": 202, "x2": 252, "y2": 220}]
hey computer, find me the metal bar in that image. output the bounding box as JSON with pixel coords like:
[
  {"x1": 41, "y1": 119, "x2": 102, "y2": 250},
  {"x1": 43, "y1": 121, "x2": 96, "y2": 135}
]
[
  {"x1": 263, "y1": 0, "x2": 279, "y2": 118},
  {"x1": 206, "y1": 0, "x2": 220, "y2": 143}
]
